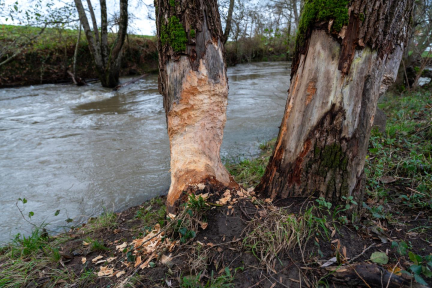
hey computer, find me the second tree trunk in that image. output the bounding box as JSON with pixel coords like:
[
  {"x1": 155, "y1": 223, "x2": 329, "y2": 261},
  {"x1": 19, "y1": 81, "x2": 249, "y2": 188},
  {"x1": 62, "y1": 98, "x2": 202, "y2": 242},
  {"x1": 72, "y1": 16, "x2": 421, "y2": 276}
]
[{"x1": 256, "y1": 0, "x2": 415, "y2": 205}]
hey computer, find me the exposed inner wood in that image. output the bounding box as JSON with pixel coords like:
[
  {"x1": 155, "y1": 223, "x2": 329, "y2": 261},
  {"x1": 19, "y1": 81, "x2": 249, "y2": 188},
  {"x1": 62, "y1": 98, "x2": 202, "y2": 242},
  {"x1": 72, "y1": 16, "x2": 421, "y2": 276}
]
[
  {"x1": 156, "y1": 0, "x2": 237, "y2": 212},
  {"x1": 257, "y1": 29, "x2": 406, "y2": 203},
  {"x1": 166, "y1": 56, "x2": 234, "y2": 211}
]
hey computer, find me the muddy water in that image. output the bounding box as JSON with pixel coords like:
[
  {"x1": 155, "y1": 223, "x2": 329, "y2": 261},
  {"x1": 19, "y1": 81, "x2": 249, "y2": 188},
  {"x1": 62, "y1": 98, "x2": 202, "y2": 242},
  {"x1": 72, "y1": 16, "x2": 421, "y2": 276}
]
[{"x1": 0, "y1": 62, "x2": 290, "y2": 243}]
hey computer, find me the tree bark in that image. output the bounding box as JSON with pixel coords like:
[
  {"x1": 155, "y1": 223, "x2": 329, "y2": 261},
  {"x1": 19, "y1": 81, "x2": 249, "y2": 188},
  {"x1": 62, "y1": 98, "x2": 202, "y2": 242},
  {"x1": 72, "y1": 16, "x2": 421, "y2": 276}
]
[
  {"x1": 155, "y1": 0, "x2": 237, "y2": 213},
  {"x1": 256, "y1": 0, "x2": 415, "y2": 206}
]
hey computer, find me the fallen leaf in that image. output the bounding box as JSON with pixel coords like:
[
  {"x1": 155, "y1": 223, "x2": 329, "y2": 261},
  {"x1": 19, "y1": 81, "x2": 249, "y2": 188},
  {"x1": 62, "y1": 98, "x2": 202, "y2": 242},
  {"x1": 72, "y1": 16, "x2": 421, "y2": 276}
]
[
  {"x1": 168, "y1": 213, "x2": 176, "y2": 220},
  {"x1": 217, "y1": 247, "x2": 223, "y2": 253},
  {"x1": 82, "y1": 241, "x2": 90, "y2": 246},
  {"x1": 321, "y1": 257, "x2": 337, "y2": 267},
  {"x1": 265, "y1": 198, "x2": 272, "y2": 203},
  {"x1": 331, "y1": 229, "x2": 336, "y2": 238},
  {"x1": 97, "y1": 266, "x2": 114, "y2": 277},
  {"x1": 116, "y1": 242, "x2": 127, "y2": 251},
  {"x1": 95, "y1": 260, "x2": 106, "y2": 265},
  {"x1": 389, "y1": 266, "x2": 402, "y2": 276},
  {"x1": 116, "y1": 271, "x2": 126, "y2": 278},
  {"x1": 237, "y1": 190, "x2": 244, "y2": 197},
  {"x1": 200, "y1": 222, "x2": 208, "y2": 230},
  {"x1": 380, "y1": 176, "x2": 396, "y2": 184},
  {"x1": 370, "y1": 252, "x2": 389, "y2": 265},
  {"x1": 92, "y1": 256, "x2": 104, "y2": 263},
  {"x1": 81, "y1": 257, "x2": 87, "y2": 264}
]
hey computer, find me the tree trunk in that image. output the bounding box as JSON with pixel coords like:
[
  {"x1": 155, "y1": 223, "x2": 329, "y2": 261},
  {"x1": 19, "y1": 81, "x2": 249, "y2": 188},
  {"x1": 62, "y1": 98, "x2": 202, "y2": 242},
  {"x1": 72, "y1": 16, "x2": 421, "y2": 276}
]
[
  {"x1": 156, "y1": 0, "x2": 238, "y2": 213},
  {"x1": 256, "y1": 0, "x2": 415, "y2": 206},
  {"x1": 223, "y1": 0, "x2": 235, "y2": 44},
  {"x1": 73, "y1": 25, "x2": 82, "y2": 79},
  {"x1": 74, "y1": 0, "x2": 128, "y2": 88}
]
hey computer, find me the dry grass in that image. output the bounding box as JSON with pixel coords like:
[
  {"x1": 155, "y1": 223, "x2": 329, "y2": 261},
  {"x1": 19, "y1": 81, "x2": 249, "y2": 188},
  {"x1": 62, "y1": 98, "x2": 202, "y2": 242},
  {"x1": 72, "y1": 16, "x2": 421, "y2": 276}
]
[{"x1": 242, "y1": 206, "x2": 317, "y2": 271}]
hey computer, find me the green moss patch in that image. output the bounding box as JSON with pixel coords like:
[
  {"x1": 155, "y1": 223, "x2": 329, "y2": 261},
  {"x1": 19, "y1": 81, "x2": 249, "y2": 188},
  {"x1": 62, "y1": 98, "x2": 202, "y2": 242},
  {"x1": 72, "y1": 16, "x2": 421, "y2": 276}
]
[
  {"x1": 161, "y1": 16, "x2": 188, "y2": 53},
  {"x1": 296, "y1": 0, "x2": 349, "y2": 49}
]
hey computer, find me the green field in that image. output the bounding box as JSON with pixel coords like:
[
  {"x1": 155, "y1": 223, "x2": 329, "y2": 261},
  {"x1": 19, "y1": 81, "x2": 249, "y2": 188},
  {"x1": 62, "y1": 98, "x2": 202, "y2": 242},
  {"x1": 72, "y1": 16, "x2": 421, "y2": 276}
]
[{"x1": 0, "y1": 24, "x2": 155, "y2": 51}]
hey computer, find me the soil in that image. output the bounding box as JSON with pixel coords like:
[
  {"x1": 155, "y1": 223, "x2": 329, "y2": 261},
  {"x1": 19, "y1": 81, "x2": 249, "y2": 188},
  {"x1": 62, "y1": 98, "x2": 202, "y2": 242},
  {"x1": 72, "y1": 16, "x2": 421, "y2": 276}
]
[{"x1": 50, "y1": 190, "x2": 431, "y2": 288}]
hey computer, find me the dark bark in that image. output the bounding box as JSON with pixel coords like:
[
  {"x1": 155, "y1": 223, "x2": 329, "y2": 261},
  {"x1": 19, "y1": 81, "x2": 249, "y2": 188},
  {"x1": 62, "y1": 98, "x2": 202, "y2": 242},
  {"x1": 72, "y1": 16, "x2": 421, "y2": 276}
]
[
  {"x1": 256, "y1": 0, "x2": 415, "y2": 206},
  {"x1": 73, "y1": 0, "x2": 128, "y2": 88}
]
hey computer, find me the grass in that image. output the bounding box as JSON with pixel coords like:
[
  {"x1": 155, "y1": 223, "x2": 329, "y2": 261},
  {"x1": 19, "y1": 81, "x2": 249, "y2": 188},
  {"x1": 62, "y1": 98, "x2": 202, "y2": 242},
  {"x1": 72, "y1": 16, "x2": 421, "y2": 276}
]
[
  {"x1": 181, "y1": 267, "x2": 238, "y2": 288},
  {"x1": 82, "y1": 209, "x2": 118, "y2": 233},
  {"x1": 0, "y1": 226, "x2": 77, "y2": 288},
  {"x1": 365, "y1": 90, "x2": 432, "y2": 212},
  {"x1": 0, "y1": 24, "x2": 155, "y2": 52},
  {"x1": 135, "y1": 197, "x2": 167, "y2": 228},
  {"x1": 243, "y1": 206, "x2": 318, "y2": 269},
  {"x1": 225, "y1": 138, "x2": 277, "y2": 188}
]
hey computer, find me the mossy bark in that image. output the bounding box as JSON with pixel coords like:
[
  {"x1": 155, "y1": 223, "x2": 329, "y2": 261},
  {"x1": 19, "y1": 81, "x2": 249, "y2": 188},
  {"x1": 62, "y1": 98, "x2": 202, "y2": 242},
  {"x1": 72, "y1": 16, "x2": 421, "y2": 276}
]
[
  {"x1": 155, "y1": 0, "x2": 237, "y2": 213},
  {"x1": 256, "y1": 0, "x2": 415, "y2": 207}
]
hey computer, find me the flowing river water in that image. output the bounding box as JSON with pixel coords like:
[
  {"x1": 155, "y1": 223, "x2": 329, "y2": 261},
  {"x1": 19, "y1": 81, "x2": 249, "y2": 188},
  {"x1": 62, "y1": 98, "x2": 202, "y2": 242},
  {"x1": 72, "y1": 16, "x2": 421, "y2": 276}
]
[{"x1": 0, "y1": 61, "x2": 291, "y2": 244}]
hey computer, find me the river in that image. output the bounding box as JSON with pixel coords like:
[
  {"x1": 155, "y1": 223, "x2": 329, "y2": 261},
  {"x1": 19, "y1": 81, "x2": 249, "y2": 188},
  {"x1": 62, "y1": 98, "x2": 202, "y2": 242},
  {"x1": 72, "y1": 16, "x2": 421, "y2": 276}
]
[{"x1": 0, "y1": 61, "x2": 290, "y2": 244}]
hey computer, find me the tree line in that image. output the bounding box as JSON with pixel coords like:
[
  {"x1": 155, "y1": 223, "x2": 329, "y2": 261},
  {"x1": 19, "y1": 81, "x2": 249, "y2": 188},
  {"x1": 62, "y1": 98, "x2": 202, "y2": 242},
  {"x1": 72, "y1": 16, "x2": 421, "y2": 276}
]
[{"x1": 1, "y1": 0, "x2": 430, "y2": 89}]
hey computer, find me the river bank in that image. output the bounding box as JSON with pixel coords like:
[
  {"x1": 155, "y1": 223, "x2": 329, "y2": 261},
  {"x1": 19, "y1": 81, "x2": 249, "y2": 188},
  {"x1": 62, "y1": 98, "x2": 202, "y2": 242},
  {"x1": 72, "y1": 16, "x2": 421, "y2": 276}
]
[
  {"x1": 0, "y1": 25, "x2": 289, "y2": 88},
  {"x1": 1, "y1": 89, "x2": 431, "y2": 287}
]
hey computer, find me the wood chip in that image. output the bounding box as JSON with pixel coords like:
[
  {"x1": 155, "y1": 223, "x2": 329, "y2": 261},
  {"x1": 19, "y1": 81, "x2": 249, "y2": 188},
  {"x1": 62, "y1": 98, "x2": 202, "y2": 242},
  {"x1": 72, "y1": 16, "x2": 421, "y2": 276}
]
[
  {"x1": 97, "y1": 266, "x2": 114, "y2": 277},
  {"x1": 135, "y1": 256, "x2": 142, "y2": 268},
  {"x1": 81, "y1": 257, "x2": 87, "y2": 264},
  {"x1": 92, "y1": 256, "x2": 104, "y2": 263},
  {"x1": 116, "y1": 242, "x2": 127, "y2": 251}
]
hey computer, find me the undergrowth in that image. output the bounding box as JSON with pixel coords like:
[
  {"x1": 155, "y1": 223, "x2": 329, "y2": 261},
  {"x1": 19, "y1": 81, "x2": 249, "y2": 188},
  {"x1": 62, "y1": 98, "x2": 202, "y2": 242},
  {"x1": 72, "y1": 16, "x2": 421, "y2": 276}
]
[
  {"x1": 365, "y1": 90, "x2": 432, "y2": 214},
  {"x1": 225, "y1": 138, "x2": 276, "y2": 188}
]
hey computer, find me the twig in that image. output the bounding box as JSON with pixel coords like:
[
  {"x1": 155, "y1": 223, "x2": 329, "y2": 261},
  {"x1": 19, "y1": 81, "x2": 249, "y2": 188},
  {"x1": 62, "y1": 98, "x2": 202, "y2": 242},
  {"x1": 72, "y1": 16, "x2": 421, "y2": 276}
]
[
  {"x1": 348, "y1": 243, "x2": 376, "y2": 264},
  {"x1": 352, "y1": 267, "x2": 372, "y2": 288},
  {"x1": 386, "y1": 262, "x2": 399, "y2": 288},
  {"x1": 402, "y1": 60, "x2": 411, "y2": 91},
  {"x1": 15, "y1": 201, "x2": 36, "y2": 228},
  {"x1": 406, "y1": 187, "x2": 426, "y2": 196}
]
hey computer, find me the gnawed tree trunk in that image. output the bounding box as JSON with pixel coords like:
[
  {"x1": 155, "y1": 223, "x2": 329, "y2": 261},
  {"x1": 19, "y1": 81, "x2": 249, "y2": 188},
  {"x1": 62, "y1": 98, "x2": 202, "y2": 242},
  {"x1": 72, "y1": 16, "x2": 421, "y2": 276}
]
[
  {"x1": 256, "y1": 0, "x2": 415, "y2": 206},
  {"x1": 156, "y1": 0, "x2": 237, "y2": 213}
]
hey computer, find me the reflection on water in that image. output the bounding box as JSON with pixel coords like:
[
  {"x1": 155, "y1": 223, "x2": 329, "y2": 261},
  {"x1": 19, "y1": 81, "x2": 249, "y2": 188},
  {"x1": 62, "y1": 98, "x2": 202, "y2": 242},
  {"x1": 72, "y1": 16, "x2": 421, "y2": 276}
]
[{"x1": 0, "y1": 61, "x2": 290, "y2": 243}]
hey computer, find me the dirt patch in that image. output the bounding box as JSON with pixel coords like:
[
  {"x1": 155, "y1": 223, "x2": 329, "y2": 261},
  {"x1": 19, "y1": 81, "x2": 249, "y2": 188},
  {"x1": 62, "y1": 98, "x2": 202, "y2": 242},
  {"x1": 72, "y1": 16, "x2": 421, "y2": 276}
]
[{"x1": 10, "y1": 189, "x2": 425, "y2": 288}]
